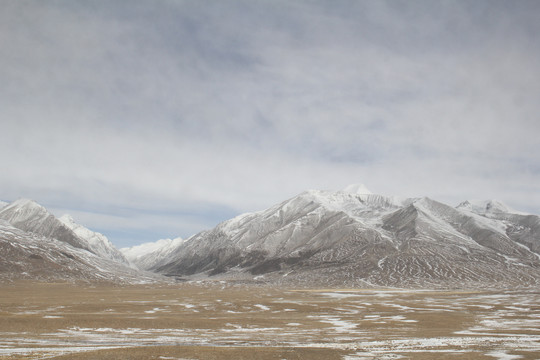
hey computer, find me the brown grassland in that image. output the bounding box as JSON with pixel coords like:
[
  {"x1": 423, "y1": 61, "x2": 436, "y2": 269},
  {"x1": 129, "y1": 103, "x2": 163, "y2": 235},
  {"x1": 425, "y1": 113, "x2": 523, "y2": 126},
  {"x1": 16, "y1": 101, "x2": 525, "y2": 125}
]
[{"x1": 0, "y1": 281, "x2": 538, "y2": 359}]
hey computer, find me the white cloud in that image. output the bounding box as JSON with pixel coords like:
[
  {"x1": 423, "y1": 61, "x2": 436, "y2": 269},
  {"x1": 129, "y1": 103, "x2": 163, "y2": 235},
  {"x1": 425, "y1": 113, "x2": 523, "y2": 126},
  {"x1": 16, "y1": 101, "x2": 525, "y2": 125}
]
[{"x1": 1, "y1": 0, "x2": 539, "y2": 245}]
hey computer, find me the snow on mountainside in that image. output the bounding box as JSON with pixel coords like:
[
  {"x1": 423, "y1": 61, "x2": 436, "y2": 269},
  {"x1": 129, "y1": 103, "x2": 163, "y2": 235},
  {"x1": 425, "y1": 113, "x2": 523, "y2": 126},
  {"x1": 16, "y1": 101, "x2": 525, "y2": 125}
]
[
  {"x1": 0, "y1": 199, "x2": 92, "y2": 252},
  {"x1": 0, "y1": 201, "x2": 8, "y2": 210},
  {"x1": 121, "y1": 237, "x2": 185, "y2": 270},
  {"x1": 0, "y1": 219, "x2": 163, "y2": 284},
  {"x1": 59, "y1": 214, "x2": 129, "y2": 265},
  {"x1": 2, "y1": 189, "x2": 538, "y2": 288},
  {"x1": 0, "y1": 199, "x2": 164, "y2": 284},
  {"x1": 456, "y1": 199, "x2": 528, "y2": 216},
  {"x1": 151, "y1": 187, "x2": 540, "y2": 288}
]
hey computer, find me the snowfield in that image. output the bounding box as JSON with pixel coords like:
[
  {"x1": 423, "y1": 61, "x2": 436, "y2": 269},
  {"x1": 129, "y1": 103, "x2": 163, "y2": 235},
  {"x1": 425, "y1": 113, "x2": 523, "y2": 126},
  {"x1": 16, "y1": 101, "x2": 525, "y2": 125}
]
[{"x1": 0, "y1": 284, "x2": 539, "y2": 359}]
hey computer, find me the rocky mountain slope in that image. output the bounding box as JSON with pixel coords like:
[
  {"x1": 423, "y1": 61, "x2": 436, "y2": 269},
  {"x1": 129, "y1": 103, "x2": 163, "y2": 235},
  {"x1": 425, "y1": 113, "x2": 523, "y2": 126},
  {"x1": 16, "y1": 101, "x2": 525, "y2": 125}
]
[
  {"x1": 0, "y1": 199, "x2": 93, "y2": 252},
  {"x1": 0, "y1": 220, "x2": 160, "y2": 283},
  {"x1": 59, "y1": 214, "x2": 129, "y2": 265},
  {"x1": 0, "y1": 199, "x2": 161, "y2": 284},
  {"x1": 0, "y1": 199, "x2": 129, "y2": 264},
  {"x1": 149, "y1": 186, "x2": 540, "y2": 288}
]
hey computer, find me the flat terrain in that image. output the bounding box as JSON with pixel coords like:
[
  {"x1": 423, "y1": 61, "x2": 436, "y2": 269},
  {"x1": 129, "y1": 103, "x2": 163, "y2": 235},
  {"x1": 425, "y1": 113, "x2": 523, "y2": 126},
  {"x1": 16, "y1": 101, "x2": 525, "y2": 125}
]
[{"x1": 0, "y1": 282, "x2": 539, "y2": 359}]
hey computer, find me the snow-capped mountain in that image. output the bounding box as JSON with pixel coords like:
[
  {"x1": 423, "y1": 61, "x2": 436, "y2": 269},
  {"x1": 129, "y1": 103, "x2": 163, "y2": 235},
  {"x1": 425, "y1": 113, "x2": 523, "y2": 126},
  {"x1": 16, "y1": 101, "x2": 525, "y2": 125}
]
[
  {"x1": 59, "y1": 214, "x2": 129, "y2": 265},
  {"x1": 0, "y1": 199, "x2": 129, "y2": 265},
  {"x1": 0, "y1": 200, "x2": 8, "y2": 210},
  {"x1": 150, "y1": 185, "x2": 540, "y2": 288},
  {"x1": 0, "y1": 219, "x2": 162, "y2": 284},
  {"x1": 121, "y1": 237, "x2": 185, "y2": 270},
  {"x1": 0, "y1": 199, "x2": 93, "y2": 252},
  {"x1": 0, "y1": 199, "x2": 166, "y2": 284}
]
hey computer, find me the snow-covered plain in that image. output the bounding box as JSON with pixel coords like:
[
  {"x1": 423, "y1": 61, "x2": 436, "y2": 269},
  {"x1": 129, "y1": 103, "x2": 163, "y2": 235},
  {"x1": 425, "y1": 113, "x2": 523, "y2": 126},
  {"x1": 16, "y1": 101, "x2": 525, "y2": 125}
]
[{"x1": 0, "y1": 285, "x2": 538, "y2": 359}]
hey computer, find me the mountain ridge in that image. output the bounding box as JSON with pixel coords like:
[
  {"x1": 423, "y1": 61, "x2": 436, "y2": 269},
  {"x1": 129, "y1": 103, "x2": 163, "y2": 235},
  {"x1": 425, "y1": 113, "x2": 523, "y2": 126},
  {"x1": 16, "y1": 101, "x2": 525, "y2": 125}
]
[
  {"x1": 59, "y1": 214, "x2": 129, "y2": 265},
  {"x1": 145, "y1": 189, "x2": 540, "y2": 288},
  {"x1": 0, "y1": 198, "x2": 163, "y2": 284},
  {"x1": 0, "y1": 199, "x2": 93, "y2": 252}
]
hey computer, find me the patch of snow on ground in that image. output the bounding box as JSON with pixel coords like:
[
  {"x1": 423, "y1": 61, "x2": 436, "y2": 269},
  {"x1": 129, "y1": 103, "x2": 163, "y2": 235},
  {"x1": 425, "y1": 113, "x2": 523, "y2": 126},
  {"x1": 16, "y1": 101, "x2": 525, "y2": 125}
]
[
  {"x1": 254, "y1": 304, "x2": 270, "y2": 311},
  {"x1": 485, "y1": 351, "x2": 524, "y2": 360}
]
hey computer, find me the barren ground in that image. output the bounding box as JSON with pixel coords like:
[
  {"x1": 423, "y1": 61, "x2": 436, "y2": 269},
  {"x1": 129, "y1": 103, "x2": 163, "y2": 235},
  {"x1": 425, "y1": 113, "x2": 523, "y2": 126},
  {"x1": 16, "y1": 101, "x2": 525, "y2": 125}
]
[{"x1": 0, "y1": 282, "x2": 539, "y2": 359}]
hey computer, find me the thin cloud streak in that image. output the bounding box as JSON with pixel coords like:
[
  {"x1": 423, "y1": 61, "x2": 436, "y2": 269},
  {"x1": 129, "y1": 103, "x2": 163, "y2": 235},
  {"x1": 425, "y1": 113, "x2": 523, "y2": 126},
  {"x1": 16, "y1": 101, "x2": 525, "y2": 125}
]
[{"x1": 1, "y1": 0, "x2": 539, "y2": 245}]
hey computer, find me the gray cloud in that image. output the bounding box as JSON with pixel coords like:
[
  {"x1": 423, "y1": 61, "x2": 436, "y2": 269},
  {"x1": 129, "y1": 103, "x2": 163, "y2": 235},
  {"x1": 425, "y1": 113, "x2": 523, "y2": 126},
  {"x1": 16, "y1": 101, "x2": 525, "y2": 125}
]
[{"x1": 1, "y1": 0, "x2": 539, "y2": 244}]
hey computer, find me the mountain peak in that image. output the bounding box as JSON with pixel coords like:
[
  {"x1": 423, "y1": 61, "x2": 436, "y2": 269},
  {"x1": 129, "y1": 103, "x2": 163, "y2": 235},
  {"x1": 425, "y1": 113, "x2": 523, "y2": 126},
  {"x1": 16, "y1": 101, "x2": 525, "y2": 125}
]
[
  {"x1": 342, "y1": 183, "x2": 372, "y2": 195},
  {"x1": 5, "y1": 198, "x2": 46, "y2": 211},
  {"x1": 456, "y1": 199, "x2": 526, "y2": 216},
  {"x1": 0, "y1": 199, "x2": 96, "y2": 252},
  {"x1": 0, "y1": 198, "x2": 49, "y2": 223}
]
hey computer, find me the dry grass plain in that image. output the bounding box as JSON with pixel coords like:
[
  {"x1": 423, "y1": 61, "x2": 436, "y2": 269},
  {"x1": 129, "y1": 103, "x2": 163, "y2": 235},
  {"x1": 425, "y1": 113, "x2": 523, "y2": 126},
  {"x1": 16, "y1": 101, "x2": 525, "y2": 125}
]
[{"x1": 0, "y1": 282, "x2": 539, "y2": 359}]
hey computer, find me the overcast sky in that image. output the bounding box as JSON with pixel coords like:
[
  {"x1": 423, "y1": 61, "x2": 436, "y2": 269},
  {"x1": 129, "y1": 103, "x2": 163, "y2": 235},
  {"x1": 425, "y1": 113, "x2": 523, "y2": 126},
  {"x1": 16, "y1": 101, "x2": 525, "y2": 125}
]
[{"x1": 1, "y1": 0, "x2": 539, "y2": 247}]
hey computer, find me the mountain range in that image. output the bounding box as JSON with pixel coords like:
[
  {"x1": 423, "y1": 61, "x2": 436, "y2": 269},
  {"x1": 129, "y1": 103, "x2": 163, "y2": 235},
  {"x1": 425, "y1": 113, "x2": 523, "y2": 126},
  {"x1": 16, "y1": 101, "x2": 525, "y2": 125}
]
[
  {"x1": 1, "y1": 185, "x2": 539, "y2": 288},
  {"x1": 123, "y1": 185, "x2": 540, "y2": 288}
]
